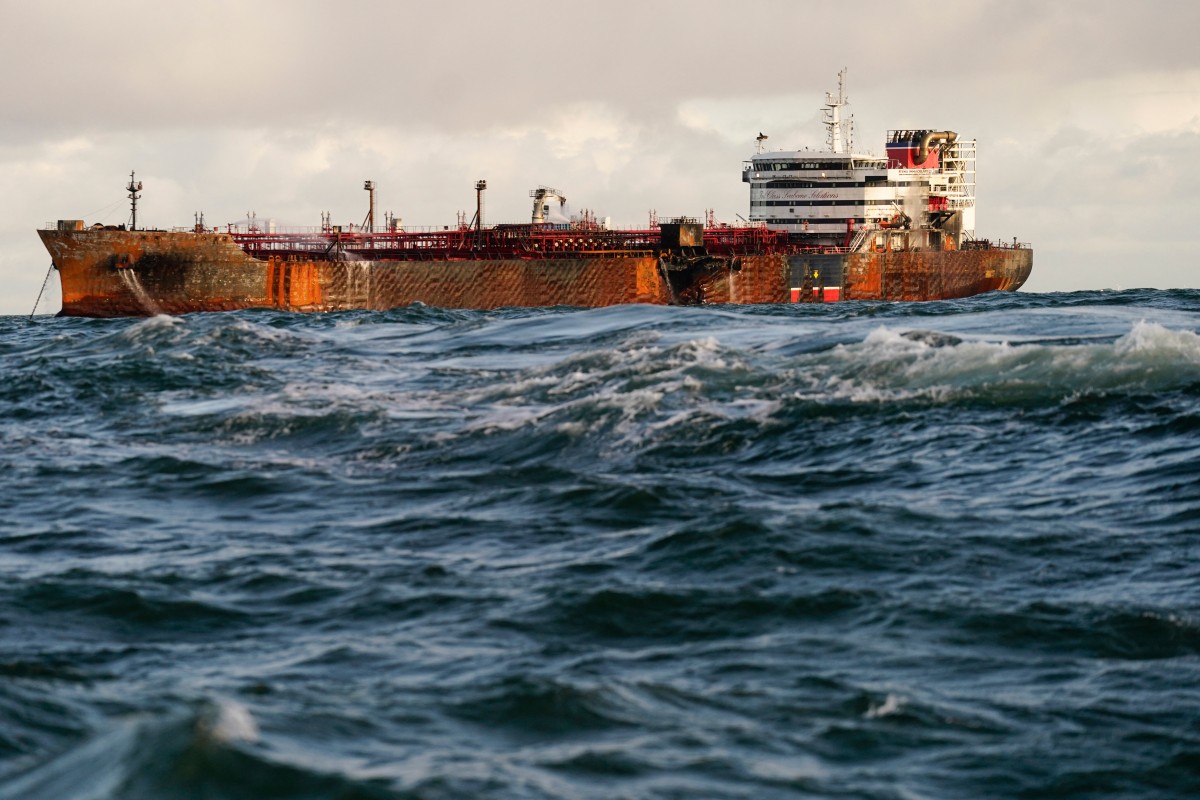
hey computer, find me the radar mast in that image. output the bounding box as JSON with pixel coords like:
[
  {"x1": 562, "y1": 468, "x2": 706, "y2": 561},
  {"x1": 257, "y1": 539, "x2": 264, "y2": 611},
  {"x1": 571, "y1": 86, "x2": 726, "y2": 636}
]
[{"x1": 823, "y1": 69, "x2": 851, "y2": 154}]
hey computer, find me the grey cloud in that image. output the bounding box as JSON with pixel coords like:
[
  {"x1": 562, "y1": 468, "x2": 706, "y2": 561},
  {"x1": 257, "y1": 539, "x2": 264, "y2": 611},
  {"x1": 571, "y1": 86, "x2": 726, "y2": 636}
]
[{"x1": 5, "y1": 0, "x2": 1198, "y2": 141}]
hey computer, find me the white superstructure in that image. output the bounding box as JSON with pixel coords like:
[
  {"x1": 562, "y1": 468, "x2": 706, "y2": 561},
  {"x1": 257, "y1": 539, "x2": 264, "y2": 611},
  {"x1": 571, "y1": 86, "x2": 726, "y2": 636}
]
[{"x1": 743, "y1": 70, "x2": 977, "y2": 251}]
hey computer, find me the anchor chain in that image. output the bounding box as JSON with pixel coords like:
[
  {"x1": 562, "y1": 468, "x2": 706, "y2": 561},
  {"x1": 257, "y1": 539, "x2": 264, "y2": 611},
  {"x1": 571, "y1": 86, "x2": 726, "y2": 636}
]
[{"x1": 29, "y1": 263, "x2": 55, "y2": 319}]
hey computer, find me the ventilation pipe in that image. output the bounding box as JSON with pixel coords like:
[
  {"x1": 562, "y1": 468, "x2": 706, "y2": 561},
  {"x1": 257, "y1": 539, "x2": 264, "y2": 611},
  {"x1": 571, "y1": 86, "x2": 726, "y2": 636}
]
[
  {"x1": 530, "y1": 187, "x2": 566, "y2": 224},
  {"x1": 916, "y1": 131, "x2": 958, "y2": 164}
]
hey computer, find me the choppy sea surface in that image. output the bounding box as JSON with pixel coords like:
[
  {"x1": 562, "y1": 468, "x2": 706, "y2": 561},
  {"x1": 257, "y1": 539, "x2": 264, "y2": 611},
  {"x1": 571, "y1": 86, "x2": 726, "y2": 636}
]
[{"x1": 2, "y1": 289, "x2": 1199, "y2": 799}]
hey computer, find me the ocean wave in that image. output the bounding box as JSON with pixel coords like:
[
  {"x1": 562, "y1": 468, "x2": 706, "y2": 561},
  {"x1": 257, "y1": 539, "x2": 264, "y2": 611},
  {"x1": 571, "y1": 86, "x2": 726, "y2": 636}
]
[
  {"x1": 521, "y1": 584, "x2": 882, "y2": 643},
  {"x1": 4, "y1": 292, "x2": 1200, "y2": 799},
  {"x1": 931, "y1": 600, "x2": 1200, "y2": 661},
  {"x1": 448, "y1": 674, "x2": 640, "y2": 735},
  {"x1": 0, "y1": 699, "x2": 397, "y2": 800},
  {"x1": 803, "y1": 320, "x2": 1200, "y2": 405},
  {"x1": 9, "y1": 576, "x2": 253, "y2": 641}
]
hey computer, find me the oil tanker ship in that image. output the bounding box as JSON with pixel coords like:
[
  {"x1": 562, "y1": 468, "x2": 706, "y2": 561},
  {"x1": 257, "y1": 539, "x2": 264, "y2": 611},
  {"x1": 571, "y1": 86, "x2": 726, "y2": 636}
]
[{"x1": 37, "y1": 74, "x2": 1031, "y2": 317}]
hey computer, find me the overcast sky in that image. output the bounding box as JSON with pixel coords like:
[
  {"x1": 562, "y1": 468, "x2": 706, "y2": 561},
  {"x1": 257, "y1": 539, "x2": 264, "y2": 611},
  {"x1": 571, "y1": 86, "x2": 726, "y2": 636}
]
[{"x1": 3, "y1": 0, "x2": 1198, "y2": 314}]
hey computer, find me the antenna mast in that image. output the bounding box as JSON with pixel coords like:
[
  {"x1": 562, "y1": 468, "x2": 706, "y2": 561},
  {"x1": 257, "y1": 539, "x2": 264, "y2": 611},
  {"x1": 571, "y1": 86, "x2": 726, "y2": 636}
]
[
  {"x1": 823, "y1": 68, "x2": 850, "y2": 154},
  {"x1": 126, "y1": 171, "x2": 143, "y2": 230}
]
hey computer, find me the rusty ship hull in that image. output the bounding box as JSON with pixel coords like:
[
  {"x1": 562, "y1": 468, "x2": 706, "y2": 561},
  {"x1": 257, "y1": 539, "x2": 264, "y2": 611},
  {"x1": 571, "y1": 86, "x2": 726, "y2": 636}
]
[{"x1": 38, "y1": 227, "x2": 1031, "y2": 317}]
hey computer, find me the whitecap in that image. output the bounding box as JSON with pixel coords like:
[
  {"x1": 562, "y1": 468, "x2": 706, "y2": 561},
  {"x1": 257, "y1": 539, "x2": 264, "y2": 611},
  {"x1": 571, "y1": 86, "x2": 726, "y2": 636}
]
[
  {"x1": 864, "y1": 693, "x2": 905, "y2": 719},
  {"x1": 199, "y1": 698, "x2": 259, "y2": 744}
]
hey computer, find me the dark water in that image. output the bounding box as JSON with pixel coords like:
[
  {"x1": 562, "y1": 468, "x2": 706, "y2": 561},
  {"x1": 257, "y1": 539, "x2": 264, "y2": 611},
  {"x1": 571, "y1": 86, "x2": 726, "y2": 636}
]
[{"x1": 3, "y1": 290, "x2": 1199, "y2": 799}]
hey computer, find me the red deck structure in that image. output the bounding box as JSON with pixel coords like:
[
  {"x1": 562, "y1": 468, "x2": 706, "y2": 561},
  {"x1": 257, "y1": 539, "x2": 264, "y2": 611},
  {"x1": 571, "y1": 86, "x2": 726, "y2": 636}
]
[{"x1": 226, "y1": 224, "x2": 796, "y2": 262}]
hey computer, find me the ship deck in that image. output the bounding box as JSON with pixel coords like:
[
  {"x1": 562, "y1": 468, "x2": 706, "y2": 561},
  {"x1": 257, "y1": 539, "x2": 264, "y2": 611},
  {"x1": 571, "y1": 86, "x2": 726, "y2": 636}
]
[{"x1": 222, "y1": 225, "x2": 797, "y2": 261}]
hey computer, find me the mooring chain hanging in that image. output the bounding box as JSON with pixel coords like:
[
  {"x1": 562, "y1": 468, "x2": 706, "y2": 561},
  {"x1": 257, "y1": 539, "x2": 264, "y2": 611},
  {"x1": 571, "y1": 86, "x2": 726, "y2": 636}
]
[{"x1": 29, "y1": 263, "x2": 55, "y2": 320}]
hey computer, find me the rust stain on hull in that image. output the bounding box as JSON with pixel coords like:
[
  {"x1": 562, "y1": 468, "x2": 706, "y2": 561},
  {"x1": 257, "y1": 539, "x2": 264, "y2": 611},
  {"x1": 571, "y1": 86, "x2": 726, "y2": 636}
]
[
  {"x1": 842, "y1": 248, "x2": 1033, "y2": 301},
  {"x1": 38, "y1": 229, "x2": 1031, "y2": 317},
  {"x1": 41, "y1": 229, "x2": 273, "y2": 317},
  {"x1": 40, "y1": 229, "x2": 680, "y2": 316}
]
